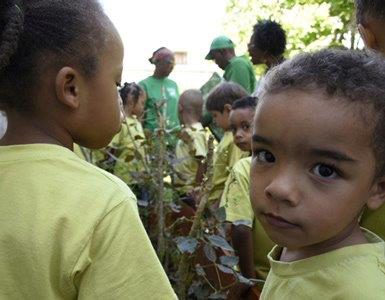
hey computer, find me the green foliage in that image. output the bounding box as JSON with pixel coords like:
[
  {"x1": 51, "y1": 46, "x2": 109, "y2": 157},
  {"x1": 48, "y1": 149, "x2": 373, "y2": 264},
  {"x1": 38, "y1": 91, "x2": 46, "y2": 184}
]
[{"x1": 225, "y1": 0, "x2": 357, "y2": 75}]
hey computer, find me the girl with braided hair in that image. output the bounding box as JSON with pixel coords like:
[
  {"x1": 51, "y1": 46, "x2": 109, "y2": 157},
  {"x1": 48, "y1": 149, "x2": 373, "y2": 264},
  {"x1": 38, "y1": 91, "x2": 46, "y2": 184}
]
[
  {"x1": 0, "y1": 1, "x2": 176, "y2": 299},
  {"x1": 109, "y1": 82, "x2": 147, "y2": 184}
]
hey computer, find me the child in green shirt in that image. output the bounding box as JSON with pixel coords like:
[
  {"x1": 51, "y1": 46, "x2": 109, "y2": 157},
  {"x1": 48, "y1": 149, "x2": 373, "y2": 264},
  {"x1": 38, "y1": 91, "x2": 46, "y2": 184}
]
[
  {"x1": 355, "y1": 0, "x2": 385, "y2": 241},
  {"x1": 251, "y1": 49, "x2": 385, "y2": 299},
  {"x1": 174, "y1": 89, "x2": 208, "y2": 196},
  {"x1": 0, "y1": 1, "x2": 176, "y2": 299},
  {"x1": 220, "y1": 97, "x2": 274, "y2": 299},
  {"x1": 205, "y1": 82, "x2": 249, "y2": 205}
]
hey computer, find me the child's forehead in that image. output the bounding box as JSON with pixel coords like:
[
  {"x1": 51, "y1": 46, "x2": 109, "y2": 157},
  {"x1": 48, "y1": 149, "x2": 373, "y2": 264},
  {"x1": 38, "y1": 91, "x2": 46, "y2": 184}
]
[{"x1": 254, "y1": 90, "x2": 373, "y2": 147}]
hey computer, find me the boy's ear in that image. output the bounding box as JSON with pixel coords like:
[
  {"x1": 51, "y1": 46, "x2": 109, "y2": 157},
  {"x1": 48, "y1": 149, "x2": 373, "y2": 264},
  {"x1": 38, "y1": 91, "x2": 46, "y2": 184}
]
[
  {"x1": 367, "y1": 176, "x2": 385, "y2": 211},
  {"x1": 55, "y1": 67, "x2": 83, "y2": 110},
  {"x1": 223, "y1": 103, "x2": 232, "y2": 114},
  {"x1": 358, "y1": 24, "x2": 378, "y2": 51}
]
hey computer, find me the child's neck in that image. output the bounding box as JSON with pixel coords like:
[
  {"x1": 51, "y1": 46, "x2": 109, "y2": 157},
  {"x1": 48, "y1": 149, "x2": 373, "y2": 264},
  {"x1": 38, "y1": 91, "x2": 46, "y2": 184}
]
[
  {"x1": 182, "y1": 116, "x2": 200, "y2": 127},
  {"x1": 280, "y1": 221, "x2": 368, "y2": 262},
  {"x1": 0, "y1": 111, "x2": 72, "y2": 150}
]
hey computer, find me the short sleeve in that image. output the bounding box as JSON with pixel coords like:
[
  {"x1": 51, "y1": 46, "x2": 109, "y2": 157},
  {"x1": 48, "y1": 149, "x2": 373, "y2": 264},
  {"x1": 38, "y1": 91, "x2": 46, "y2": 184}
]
[
  {"x1": 192, "y1": 131, "x2": 208, "y2": 159},
  {"x1": 73, "y1": 198, "x2": 177, "y2": 300},
  {"x1": 220, "y1": 162, "x2": 254, "y2": 228}
]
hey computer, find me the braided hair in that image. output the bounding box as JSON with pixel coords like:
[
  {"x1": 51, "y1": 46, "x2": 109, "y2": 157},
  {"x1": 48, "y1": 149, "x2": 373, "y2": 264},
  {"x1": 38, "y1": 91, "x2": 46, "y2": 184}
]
[
  {"x1": 0, "y1": 0, "x2": 109, "y2": 111},
  {"x1": 119, "y1": 82, "x2": 144, "y2": 106}
]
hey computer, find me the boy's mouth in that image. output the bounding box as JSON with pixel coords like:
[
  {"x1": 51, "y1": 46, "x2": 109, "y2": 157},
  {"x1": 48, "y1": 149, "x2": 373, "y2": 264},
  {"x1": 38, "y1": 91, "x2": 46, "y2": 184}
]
[{"x1": 263, "y1": 213, "x2": 299, "y2": 229}]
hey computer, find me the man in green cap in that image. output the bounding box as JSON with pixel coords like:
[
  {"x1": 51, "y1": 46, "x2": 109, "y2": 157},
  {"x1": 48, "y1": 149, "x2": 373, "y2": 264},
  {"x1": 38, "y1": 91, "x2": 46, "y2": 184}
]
[{"x1": 206, "y1": 36, "x2": 256, "y2": 94}]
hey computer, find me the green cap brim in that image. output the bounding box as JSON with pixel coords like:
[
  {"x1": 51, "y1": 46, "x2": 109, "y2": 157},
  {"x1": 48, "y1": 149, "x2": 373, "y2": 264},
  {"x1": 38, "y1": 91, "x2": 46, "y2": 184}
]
[{"x1": 205, "y1": 50, "x2": 213, "y2": 60}]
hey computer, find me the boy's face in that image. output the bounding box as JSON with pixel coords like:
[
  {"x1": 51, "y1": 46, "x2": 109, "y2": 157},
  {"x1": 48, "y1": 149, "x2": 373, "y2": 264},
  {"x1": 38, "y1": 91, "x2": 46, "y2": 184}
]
[
  {"x1": 210, "y1": 108, "x2": 230, "y2": 131},
  {"x1": 229, "y1": 107, "x2": 254, "y2": 152},
  {"x1": 250, "y1": 89, "x2": 384, "y2": 250}
]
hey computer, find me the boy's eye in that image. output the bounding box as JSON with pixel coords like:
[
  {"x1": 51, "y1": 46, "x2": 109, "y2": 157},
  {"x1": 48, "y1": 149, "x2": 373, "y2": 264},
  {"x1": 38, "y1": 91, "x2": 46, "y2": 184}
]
[
  {"x1": 312, "y1": 164, "x2": 339, "y2": 179},
  {"x1": 254, "y1": 150, "x2": 275, "y2": 163},
  {"x1": 116, "y1": 82, "x2": 121, "y2": 87},
  {"x1": 242, "y1": 124, "x2": 251, "y2": 131}
]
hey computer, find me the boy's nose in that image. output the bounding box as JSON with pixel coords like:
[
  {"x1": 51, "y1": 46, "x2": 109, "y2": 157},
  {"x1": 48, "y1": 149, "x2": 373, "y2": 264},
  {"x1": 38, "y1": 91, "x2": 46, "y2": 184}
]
[{"x1": 264, "y1": 170, "x2": 301, "y2": 207}]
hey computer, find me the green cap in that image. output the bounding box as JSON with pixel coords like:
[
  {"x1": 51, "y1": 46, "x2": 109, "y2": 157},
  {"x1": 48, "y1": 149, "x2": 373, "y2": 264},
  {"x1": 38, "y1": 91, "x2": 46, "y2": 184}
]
[{"x1": 205, "y1": 36, "x2": 235, "y2": 60}]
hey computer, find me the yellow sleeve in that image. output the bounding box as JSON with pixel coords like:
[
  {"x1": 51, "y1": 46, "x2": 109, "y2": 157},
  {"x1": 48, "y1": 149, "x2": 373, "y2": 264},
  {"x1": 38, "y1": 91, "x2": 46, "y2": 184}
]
[
  {"x1": 220, "y1": 160, "x2": 254, "y2": 228},
  {"x1": 74, "y1": 198, "x2": 177, "y2": 299},
  {"x1": 192, "y1": 131, "x2": 208, "y2": 159}
]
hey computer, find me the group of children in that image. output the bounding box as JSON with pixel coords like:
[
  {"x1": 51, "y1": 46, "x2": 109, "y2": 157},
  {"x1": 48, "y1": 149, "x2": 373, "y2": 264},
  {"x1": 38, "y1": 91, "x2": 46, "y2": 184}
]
[{"x1": 1, "y1": 0, "x2": 385, "y2": 299}]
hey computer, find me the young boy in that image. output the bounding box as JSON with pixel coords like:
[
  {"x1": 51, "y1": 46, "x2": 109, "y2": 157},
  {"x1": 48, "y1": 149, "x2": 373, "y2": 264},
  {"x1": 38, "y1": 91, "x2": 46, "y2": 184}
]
[
  {"x1": 355, "y1": 0, "x2": 385, "y2": 241},
  {"x1": 174, "y1": 89, "x2": 208, "y2": 195},
  {"x1": 0, "y1": 1, "x2": 176, "y2": 299},
  {"x1": 206, "y1": 82, "x2": 249, "y2": 205},
  {"x1": 220, "y1": 97, "x2": 274, "y2": 299},
  {"x1": 251, "y1": 49, "x2": 385, "y2": 299}
]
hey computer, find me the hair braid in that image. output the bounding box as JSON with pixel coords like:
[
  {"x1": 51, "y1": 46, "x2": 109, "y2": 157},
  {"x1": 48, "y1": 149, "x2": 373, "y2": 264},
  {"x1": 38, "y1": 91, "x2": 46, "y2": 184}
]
[{"x1": 0, "y1": 3, "x2": 24, "y2": 74}]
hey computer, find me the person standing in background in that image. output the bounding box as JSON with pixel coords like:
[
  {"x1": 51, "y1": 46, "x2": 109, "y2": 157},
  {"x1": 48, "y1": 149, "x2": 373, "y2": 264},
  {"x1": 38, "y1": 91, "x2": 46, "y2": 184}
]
[
  {"x1": 139, "y1": 47, "x2": 180, "y2": 132},
  {"x1": 206, "y1": 36, "x2": 256, "y2": 94},
  {"x1": 248, "y1": 20, "x2": 287, "y2": 71}
]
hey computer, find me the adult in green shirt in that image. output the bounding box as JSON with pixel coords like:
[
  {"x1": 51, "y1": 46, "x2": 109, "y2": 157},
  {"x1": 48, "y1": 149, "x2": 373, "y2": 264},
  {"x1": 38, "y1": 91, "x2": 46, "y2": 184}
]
[
  {"x1": 205, "y1": 36, "x2": 256, "y2": 94},
  {"x1": 139, "y1": 47, "x2": 180, "y2": 131}
]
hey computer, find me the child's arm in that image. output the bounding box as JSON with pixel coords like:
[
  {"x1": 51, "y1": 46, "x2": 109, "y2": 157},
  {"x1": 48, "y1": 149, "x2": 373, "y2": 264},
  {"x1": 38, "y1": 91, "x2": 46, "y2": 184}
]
[
  {"x1": 73, "y1": 196, "x2": 177, "y2": 299},
  {"x1": 231, "y1": 224, "x2": 256, "y2": 279}
]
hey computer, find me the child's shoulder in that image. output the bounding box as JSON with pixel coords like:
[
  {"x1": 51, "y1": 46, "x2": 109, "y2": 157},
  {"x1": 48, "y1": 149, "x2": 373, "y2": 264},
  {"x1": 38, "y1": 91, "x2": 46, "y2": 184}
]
[{"x1": 232, "y1": 157, "x2": 252, "y2": 174}]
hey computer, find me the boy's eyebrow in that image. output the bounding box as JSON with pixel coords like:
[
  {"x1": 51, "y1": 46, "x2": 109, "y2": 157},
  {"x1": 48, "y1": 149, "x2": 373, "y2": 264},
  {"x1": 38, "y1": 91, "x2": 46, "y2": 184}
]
[
  {"x1": 310, "y1": 148, "x2": 356, "y2": 162},
  {"x1": 252, "y1": 134, "x2": 273, "y2": 145}
]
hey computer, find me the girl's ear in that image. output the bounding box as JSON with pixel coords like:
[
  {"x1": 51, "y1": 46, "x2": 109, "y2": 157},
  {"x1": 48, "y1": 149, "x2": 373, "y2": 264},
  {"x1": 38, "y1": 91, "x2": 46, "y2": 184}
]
[
  {"x1": 55, "y1": 67, "x2": 82, "y2": 110},
  {"x1": 367, "y1": 176, "x2": 385, "y2": 211},
  {"x1": 358, "y1": 24, "x2": 379, "y2": 51}
]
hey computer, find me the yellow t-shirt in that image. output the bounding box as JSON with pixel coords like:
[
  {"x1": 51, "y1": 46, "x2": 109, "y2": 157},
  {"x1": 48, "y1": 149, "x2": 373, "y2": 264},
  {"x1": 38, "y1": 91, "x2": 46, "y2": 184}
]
[
  {"x1": 209, "y1": 131, "x2": 248, "y2": 202},
  {"x1": 174, "y1": 123, "x2": 208, "y2": 193},
  {"x1": 0, "y1": 144, "x2": 177, "y2": 299},
  {"x1": 220, "y1": 157, "x2": 274, "y2": 281},
  {"x1": 110, "y1": 116, "x2": 146, "y2": 184},
  {"x1": 360, "y1": 205, "x2": 385, "y2": 241},
  {"x1": 260, "y1": 229, "x2": 385, "y2": 299}
]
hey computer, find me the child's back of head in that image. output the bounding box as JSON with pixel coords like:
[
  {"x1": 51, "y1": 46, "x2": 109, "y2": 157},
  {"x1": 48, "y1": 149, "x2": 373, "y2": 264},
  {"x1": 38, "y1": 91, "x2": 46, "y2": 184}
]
[
  {"x1": 0, "y1": 0, "x2": 123, "y2": 149},
  {"x1": 206, "y1": 82, "x2": 248, "y2": 113},
  {"x1": 178, "y1": 89, "x2": 203, "y2": 125}
]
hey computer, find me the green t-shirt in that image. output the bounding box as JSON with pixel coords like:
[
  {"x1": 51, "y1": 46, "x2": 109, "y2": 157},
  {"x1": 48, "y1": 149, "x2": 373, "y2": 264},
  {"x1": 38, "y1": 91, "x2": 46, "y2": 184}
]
[
  {"x1": 220, "y1": 157, "x2": 274, "y2": 281},
  {"x1": 208, "y1": 131, "x2": 249, "y2": 202},
  {"x1": 223, "y1": 56, "x2": 256, "y2": 94},
  {"x1": 261, "y1": 229, "x2": 385, "y2": 299},
  {"x1": 139, "y1": 76, "x2": 180, "y2": 131},
  {"x1": 0, "y1": 144, "x2": 177, "y2": 299}
]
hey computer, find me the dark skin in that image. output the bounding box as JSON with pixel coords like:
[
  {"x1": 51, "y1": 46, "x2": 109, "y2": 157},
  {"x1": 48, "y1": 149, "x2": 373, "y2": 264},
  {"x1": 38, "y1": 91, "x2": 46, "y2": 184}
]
[
  {"x1": 358, "y1": 17, "x2": 385, "y2": 55},
  {"x1": 0, "y1": 24, "x2": 124, "y2": 150},
  {"x1": 210, "y1": 48, "x2": 236, "y2": 70},
  {"x1": 247, "y1": 33, "x2": 283, "y2": 69},
  {"x1": 153, "y1": 50, "x2": 175, "y2": 79}
]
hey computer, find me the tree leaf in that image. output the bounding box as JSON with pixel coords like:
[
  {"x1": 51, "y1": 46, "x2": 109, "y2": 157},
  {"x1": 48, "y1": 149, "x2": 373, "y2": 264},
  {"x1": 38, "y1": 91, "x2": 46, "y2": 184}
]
[
  {"x1": 217, "y1": 264, "x2": 234, "y2": 274},
  {"x1": 174, "y1": 237, "x2": 198, "y2": 254},
  {"x1": 195, "y1": 264, "x2": 206, "y2": 277},
  {"x1": 219, "y1": 255, "x2": 239, "y2": 267},
  {"x1": 215, "y1": 206, "x2": 226, "y2": 222},
  {"x1": 209, "y1": 291, "x2": 227, "y2": 299},
  {"x1": 232, "y1": 219, "x2": 252, "y2": 227},
  {"x1": 203, "y1": 244, "x2": 217, "y2": 262},
  {"x1": 206, "y1": 235, "x2": 234, "y2": 251}
]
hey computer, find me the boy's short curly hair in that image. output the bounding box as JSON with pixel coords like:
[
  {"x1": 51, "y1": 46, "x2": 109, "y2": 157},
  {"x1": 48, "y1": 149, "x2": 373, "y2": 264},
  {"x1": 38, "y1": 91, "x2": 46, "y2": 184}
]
[
  {"x1": 355, "y1": 0, "x2": 385, "y2": 24},
  {"x1": 251, "y1": 20, "x2": 286, "y2": 57},
  {"x1": 258, "y1": 49, "x2": 385, "y2": 177},
  {"x1": 206, "y1": 82, "x2": 248, "y2": 113}
]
